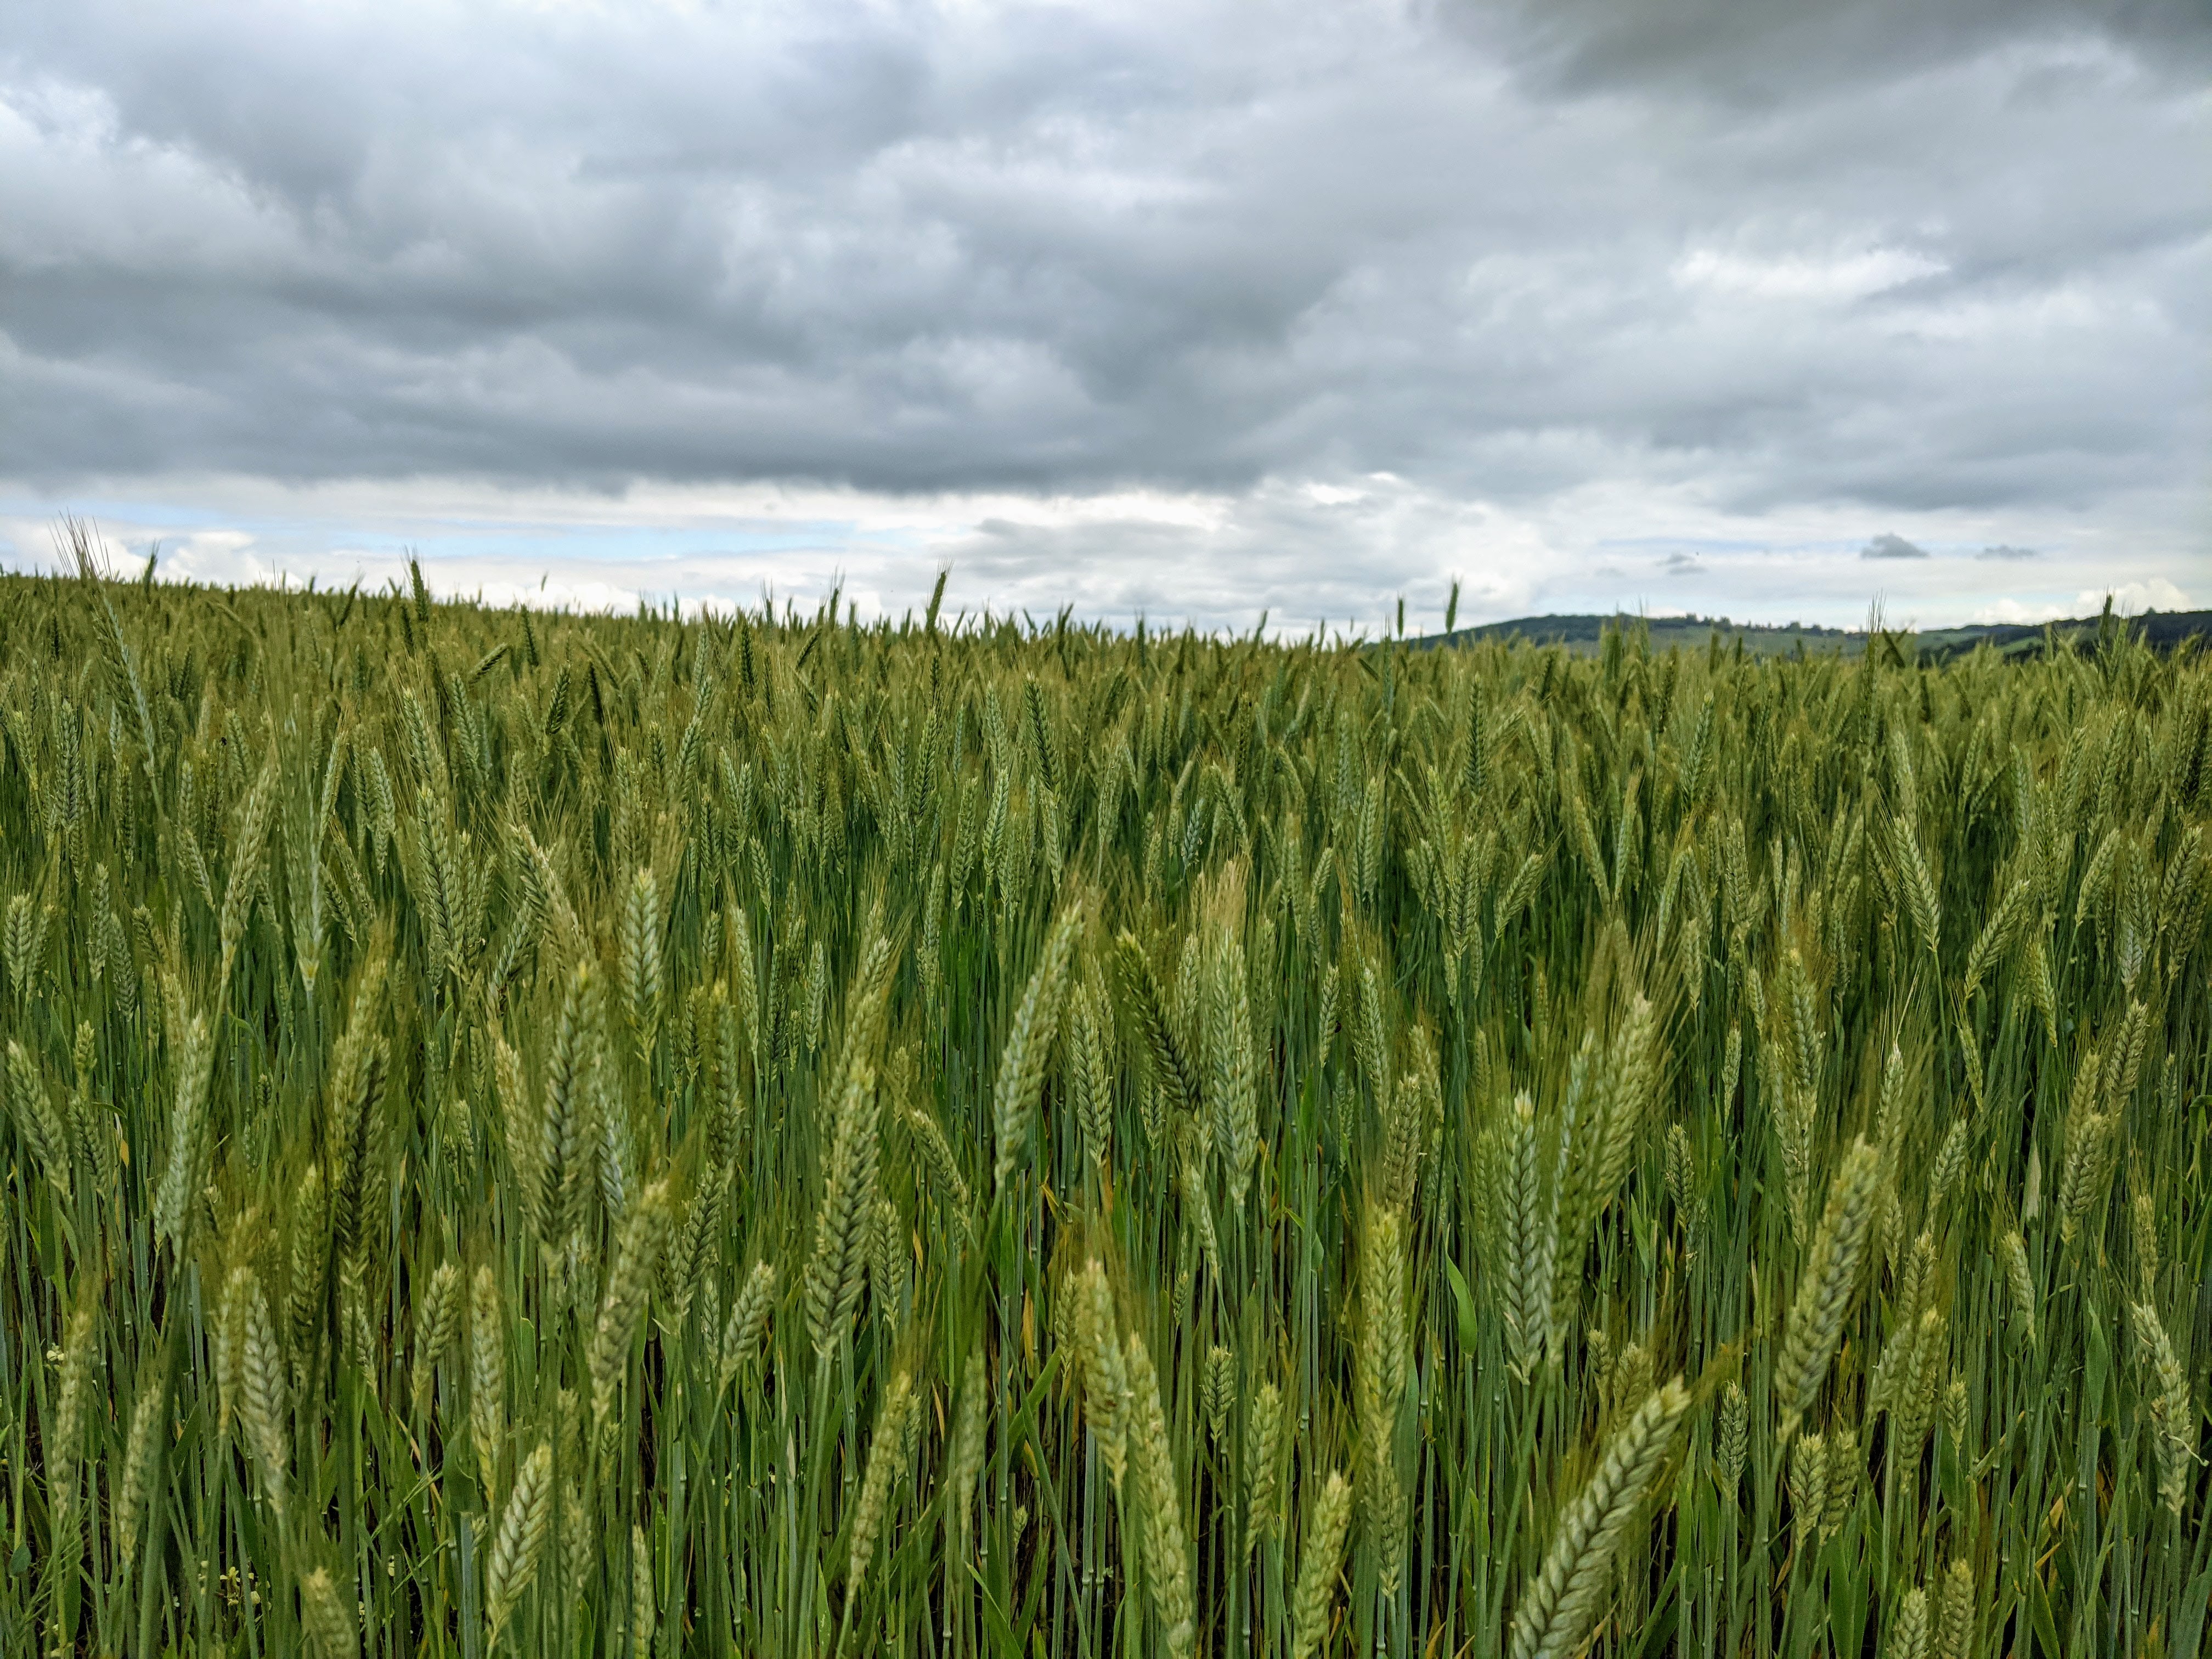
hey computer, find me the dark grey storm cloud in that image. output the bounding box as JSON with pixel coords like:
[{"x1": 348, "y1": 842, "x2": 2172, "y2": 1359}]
[
  {"x1": 1863, "y1": 533, "x2": 1932, "y2": 559},
  {"x1": 1, "y1": 0, "x2": 2206, "y2": 572},
  {"x1": 1475, "y1": 0, "x2": 2212, "y2": 99}
]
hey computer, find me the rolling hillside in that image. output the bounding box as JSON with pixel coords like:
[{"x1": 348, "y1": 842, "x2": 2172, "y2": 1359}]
[{"x1": 1415, "y1": 607, "x2": 2212, "y2": 660}]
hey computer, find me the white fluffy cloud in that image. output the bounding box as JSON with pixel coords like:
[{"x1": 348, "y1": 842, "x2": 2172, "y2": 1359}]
[
  {"x1": 2085, "y1": 577, "x2": 2192, "y2": 615},
  {"x1": 1, "y1": 0, "x2": 2204, "y2": 628}
]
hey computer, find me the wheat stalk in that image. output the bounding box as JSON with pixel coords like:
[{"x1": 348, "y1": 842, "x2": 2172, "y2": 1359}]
[
  {"x1": 487, "y1": 1441, "x2": 553, "y2": 1639},
  {"x1": 1775, "y1": 1138, "x2": 1883, "y2": 1439},
  {"x1": 992, "y1": 903, "x2": 1081, "y2": 1192},
  {"x1": 1509, "y1": 1379, "x2": 1692, "y2": 1659},
  {"x1": 1288, "y1": 1470, "x2": 1354, "y2": 1659},
  {"x1": 1124, "y1": 1330, "x2": 1195, "y2": 1657}
]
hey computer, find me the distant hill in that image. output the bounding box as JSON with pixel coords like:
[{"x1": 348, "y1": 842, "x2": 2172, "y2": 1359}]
[{"x1": 1410, "y1": 608, "x2": 2212, "y2": 661}]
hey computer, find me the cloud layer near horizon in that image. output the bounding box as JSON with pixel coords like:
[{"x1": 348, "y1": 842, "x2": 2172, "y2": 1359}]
[{"x1": 2, "y1": 0, "x2": 2205, "y2": 628}]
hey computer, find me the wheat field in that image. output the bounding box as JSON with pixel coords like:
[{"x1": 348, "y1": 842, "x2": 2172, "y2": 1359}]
[{"x1": 1, "y1": 557, "x2": 2207, "y2": 1658}]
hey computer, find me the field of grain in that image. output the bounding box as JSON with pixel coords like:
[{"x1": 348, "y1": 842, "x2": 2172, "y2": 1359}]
[{"x1": 1, "y1": 563, "x2": 2207, "y2": 1657}]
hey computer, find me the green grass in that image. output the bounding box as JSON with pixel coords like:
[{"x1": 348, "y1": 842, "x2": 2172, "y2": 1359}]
[{"x1": 0, "y1": 558, "x2": 2207, "y2": 1657}]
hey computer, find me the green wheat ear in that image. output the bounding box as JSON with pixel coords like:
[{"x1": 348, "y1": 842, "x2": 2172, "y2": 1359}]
[
  {"x1": 1775, "y1": 1138, "x2": 1884, "y2": 1440},
  {"x1": 1511, "y1": 1380, "x2": 1693, "y2": 1659},
  {"x1": 1288, "y1": 1470, "x2": 1354, "y2": 1659}
]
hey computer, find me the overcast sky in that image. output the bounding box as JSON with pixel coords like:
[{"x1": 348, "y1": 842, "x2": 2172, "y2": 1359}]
[{"x1": 3, "y1": 0, "x2": 2206, "y2": 632}]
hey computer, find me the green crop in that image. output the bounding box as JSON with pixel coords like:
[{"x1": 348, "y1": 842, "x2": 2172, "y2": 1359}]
[{"x1": 0, "y1": 549, "x2": 2207, "y2": 1657}]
